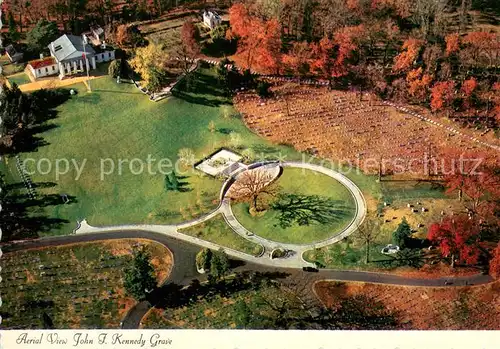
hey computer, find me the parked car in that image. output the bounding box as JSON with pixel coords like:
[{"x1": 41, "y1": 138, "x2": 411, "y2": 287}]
[{"x1": 302, "y1": 266, "x2": 319, "y2": 273}]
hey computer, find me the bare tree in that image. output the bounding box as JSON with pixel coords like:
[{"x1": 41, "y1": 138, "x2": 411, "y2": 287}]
[
  {"x1": 356, "y1": 220, "x2": 381, "y2": 264},
  {"x1": 228, "y1": 167, "x2": 280, "y2": 212},
  {"x1": 411, "y1": 0, "x2": 449, "y2": 38}
]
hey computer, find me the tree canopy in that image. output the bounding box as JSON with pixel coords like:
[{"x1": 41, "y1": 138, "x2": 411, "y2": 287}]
[
  {"x1": 26, "y1": 19, "x2": 59, "y2": 53},
  {"x1": 124, "y1": 248, "x2": 157, "y2": 301}
]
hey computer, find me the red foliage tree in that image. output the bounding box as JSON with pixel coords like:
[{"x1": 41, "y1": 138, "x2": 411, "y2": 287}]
[
  {"x1": 430, "y1": 80, "x2": 455, "y2": 113},
  {"x1": 282, "y1": 41, "x2": 313, "y2": 77},
  {"x1": 490, "y1": 243, "x2": 500, "y2": 279},
  {"x1": 181, "y1": 20, "x2": 200, "y2": 57},
  {"x1": 310, "y1": 36, "x2": 335, "y2": 78},
  {"x1": 461, "y1": 77, "x2": 477, "y2": 110},
  {"x1": 462, "y1": 31, "x2": 500, "y2": 67},
  {"x1": 333, "y1": 24, "x2": 365, "y2": 77},
  {"x1": 445, "y1": 33, "x2": 460, "y2": 56},
  {"x1": 393, "y1": 38, "x2": 424, "y2": 72},
  {"x1": 228, "y1": 4, "x2": 282, "y2": 73},
  {"x1": 440, "y1": 149, "x2": 500, "y2": 223},
  {"x1": 428, "y1": 215, "x2": 482, "y2": 267}
]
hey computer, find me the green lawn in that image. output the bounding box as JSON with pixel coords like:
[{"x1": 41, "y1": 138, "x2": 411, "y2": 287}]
[
  {"x1": 232, "y1": 168, "x2": 357, "y2": 244},
  {"x1": 2, "y1": 68, "x2": 307, "y2": 237},
  {"x1": 303, "y1": 240, "x2": 390, "y2": 270},
  {"x1": 179, "y1": 215, "x2": 263, "y2": 256},
  {"x1": 8, "y1": 72, "x2": 31, "y2": 86}
]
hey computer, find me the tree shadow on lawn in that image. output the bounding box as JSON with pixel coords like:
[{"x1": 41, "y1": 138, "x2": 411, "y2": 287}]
[
  {"x1": 175, "y1": 175, "x2": 193, "y2": 192},
  {"x1": 1, "y1": 178, "x2": 77, "y2": 242},
  {"x1": 148, "y1": 270, "x2": 292, "y2": 310},
  {"x1": 1, "y1": 193, "x2": 71, "y2": 242},
  {"x1": 271, "y1": 194, "x2": 353, "y2": 229},
  {"x1": 171, "y1": 89, "x2": 230, "y2": 107},
  {"x1": 1, "y1": 124, "x2": 60, "y2": 155}
]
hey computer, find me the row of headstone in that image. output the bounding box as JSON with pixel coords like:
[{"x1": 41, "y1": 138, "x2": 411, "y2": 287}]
[{"x1": 15, "y1": 155, "x2": 36, "y2": 199}]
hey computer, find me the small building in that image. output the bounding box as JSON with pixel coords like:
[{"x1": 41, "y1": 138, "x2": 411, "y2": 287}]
[
  {"x1": 203, "y1": 10, "x2": 221, "y2": 29},
  {"x1": 83, "y1": 25, "x2": 105, "y2": 46},
  {"x1": 195, "y1": 148, "x2": 244, "y2": 177},
  {"x1": 47, "y1": 34, "x2": 115, "y2": 79},
  {"x1": 27, "y1": 56, "x2": 58, "y2": 79},
  {"x1": 5, "y1": 44, "x2": 23, "y2": 63}
]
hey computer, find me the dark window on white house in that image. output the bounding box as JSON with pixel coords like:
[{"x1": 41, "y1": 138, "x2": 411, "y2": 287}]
[{"x1": 45, "y1": 67, "x2": 49, "y2": 73}]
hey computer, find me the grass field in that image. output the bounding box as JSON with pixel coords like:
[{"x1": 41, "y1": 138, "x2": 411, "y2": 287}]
[
  {"x1": 315, "y1": 280, "x2": 500, "y2": 330},
  {"x1": 141, "y1": 282, "x2": 300, "y2": 329},
  {"x1": 2, "y1": 68, "x2": 305, "y2": 236},
  {"x1": 231, "y1": 168, "x2": 357, "y2": 244},
  {"x1": 7, "y1": 72, "x2": 31, "y2": 86},
  {"x1": 179, "y1": 214, "x2": 263, "y2": 256},
  {"x1": 0, "y1": 239, "x2": 172, "y2": 329}
]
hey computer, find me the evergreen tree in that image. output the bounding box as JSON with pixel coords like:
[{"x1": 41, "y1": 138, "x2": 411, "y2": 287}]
[
  {"x1": 210, "y1": 249, "x2": 230, "y2": 279},
  {"x1": 165, "y1": 173, "x2": 173, "y2": 191},
  {"x1": 124, "y1": 248, "x2": 157, "y2": 301},
  {"x1": 26, "y1": 19, "x2": 59, "y2": 52},
  {"x1": 392, "y1": 218, "x2": 412, "y2": 249},
  {"x1": 234, "y1": 299, "x2": 252, "y2": 328},
  {"x1": 169, "y1": 171, "x2": 179, "y2": 191},
  {"x1": 8, "y1": 12, "x2": 20, "y2": 42}
]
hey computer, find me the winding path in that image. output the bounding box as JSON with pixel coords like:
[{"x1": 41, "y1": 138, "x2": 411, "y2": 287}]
[
  {"x1": 219, "y1": 161, "x2": 367, "y2": 263},
  {"x1": 3, "y1": 231, "x2": 493, "y2": 329},
  {"x1": 69, "y1": 160, "x2": 366, "y2": 268},
  {"x1": 2, "y1": 161, "x2": 494, "y2": 329}
]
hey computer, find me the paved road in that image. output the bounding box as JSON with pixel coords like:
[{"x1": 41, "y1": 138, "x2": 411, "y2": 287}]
[{"x1": 3, "y1": 231, "x2": 493, "y2": 329}]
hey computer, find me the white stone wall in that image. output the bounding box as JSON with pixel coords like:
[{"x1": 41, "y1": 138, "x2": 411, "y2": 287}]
[
  {"x1": 29, "y1": 64, "x2": 59, "y2": 78},
  {"x1": 95, "y1": 50, "x2": 116, "y2": 63}
]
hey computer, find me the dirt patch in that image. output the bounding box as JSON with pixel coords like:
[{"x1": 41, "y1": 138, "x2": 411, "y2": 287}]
[{"x1": 315, "y1": 280, "x2": 500, "y2": 329}]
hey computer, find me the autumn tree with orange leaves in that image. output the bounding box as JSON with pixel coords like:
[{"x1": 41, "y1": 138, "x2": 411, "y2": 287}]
[
  {"x1": 282, "y1": 41, "x2": 313, "y2": 78},
  {"x1": 430, "y1": 81, "x2": 455, "y2": 114},
  {"x1": 462, "y1": 31, "x2": 500, "y2": 67},
  {"x1": 445, "y1": 33, "x2": 460, "y2": 56},
  {"x1": 460, "y1": 78, "x2": 477, "y2": 110},
  {"x1": 228, "y1": 4, "x2": 282, "y2": 73},
  {"x1": 440, "y1": 149, "x2": 500, "y2": 224},
  {"x1": 393, "y1": 38, "x2": 424, "y2": 72},
  {"x1": 406, "y1": 67, "x2": 433, "y2": 100}
]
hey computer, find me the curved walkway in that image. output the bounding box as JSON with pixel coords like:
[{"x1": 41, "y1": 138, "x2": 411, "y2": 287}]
[
  {"x1": 3, "y1": 231, "x2": 494, "y2": 329},
  {"x1": 219, "y1": 161, "x2": 367, "y2": 262},
  {"x1": 70, "y1": 160, "x2": 366, "y2": 268}
]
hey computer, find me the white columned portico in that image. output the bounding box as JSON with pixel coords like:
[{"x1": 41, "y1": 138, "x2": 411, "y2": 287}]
[
  {"x1": 85, "y1": 58, "x2": 90, "y2": 71},
  {"x1": 91, "y1": 56, "x2": 96, "y2": 70},
  {"x1": 79, "y1": 60, "x2": 83, "y2": 71},
  {"x1": 58, "y1": 62, "x2": 65, "y2": 77},
  {"x1": 72, "y1": 61, "x2": 78, "y2": 73}
]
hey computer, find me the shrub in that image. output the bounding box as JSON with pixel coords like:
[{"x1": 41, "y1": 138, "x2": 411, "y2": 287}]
[
  {"x1": 108, "y1": 59, "x2": 122, "y2": 78},
  {"x1": 196, "y1": 248, "x2": 212, "y2": 271},
  {"x1": 392, "y1": 218, "x2": 411, "y2": 249}
]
